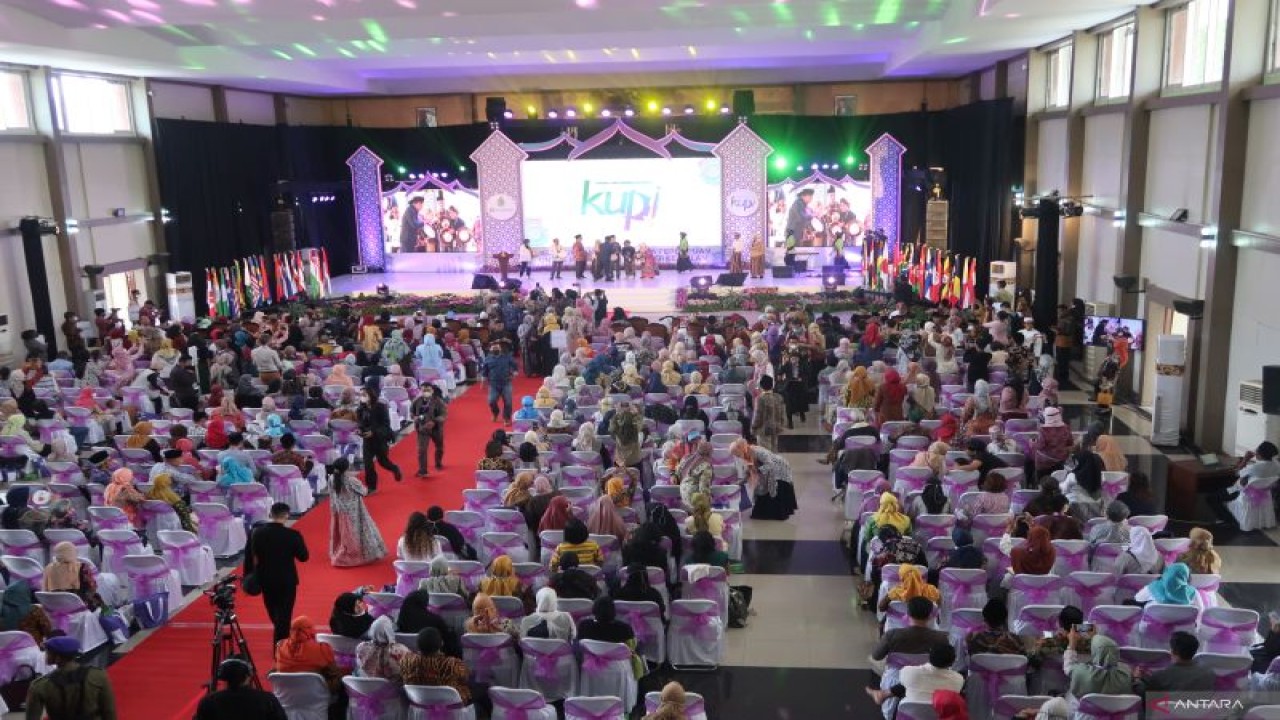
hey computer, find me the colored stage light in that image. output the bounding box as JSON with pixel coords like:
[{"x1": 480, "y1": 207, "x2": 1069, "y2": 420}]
[
  {"x1": 457, "y1": 164, "x2": 465, "y2": 171},
  {"x1": 845, "y1": 154, "x2": 855, "y2": 164},
  {"x1": 527, "y1": 105, "x2": 537, "y2": 115},
  {"x1": 601, "y1": 108, "x2": 612, "y2": 117},
  {"x1": 583, "y1": 102, "x2": 594, "y2": 113},
  {"x1": 547, "y1": 110, "x2": 559, "y2": 119},
  {"x1": 647, "y1": 101, "x2": 658, "y2": 112},
  {"x1": 661, "y1": 107, "x2": 672, "y2": 115},
  {"x1": 719, "y1": 105, "x2": 731, "y2": 114},
  {"x1": 623, "y1": 106, "x2": 635, "y2": 117},
  {"x1": 397, "y1": 166, "x2": 407, "y2": 174},
  {"x1": 704, "y1": 99, "x2": 716, "y2": 111},
  {"x1": 810, "y1": 163, "x2": 819, "y2": 170},
  {"x1": 565, "y1": 107, "x2": 577, "y2": 118},
  {"x1": 773, "y1": 156, "x2": 788, "y2": 170},
  {"x1": 683, "y1": 105, "x2": 695, "y2": 115},
  {"x1": 502, "y1": 110, "x2": 514, "y2": 119}
]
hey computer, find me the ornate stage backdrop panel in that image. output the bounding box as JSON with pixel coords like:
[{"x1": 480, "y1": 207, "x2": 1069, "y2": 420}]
[
  {"x1": 347, "y1": 146, "x2": 387, "y2": 270},
  {"x1": 471, "y1": 132, "x2": 529, "y2": 272},
  {"x1": 867, "y1": 133, "x2": 906, "y2": 257},
  {"x1": 715, "y1": 123, "x2": 772, "y2": 267}
]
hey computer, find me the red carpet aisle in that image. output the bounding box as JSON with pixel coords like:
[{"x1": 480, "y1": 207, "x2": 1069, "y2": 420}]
[{"x1": 107, "y1": 375, "x2": 544, "y2": 719}]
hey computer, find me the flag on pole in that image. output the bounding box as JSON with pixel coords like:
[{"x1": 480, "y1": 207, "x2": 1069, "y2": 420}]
[
  {"x1": 319, "y1": 248, "x2": 332, "y2": 295},
  {"x1": 205, "y1": 269, "x2": 217, "y2": 315}
]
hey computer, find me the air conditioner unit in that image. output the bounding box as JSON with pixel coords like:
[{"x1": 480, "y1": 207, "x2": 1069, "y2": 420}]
[
  {"x1": 1236, "y1": 380, "x2": 1280, "y2": 456},
  {"x1": 1085, "y1": 301, "x2": 1114, "y2": 317}
]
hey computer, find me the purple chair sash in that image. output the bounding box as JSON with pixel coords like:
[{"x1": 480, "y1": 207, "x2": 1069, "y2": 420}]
[
  {"x1": 166, "y1": 538, "x2": 201, "y2": 568},
  {"x1": 428, "y1": 595, "x2": 468, "y2": 615},
  {"x1": 1141, "y1": 614, "x2": 1192, "y2": 639},
  {"x1": 976, "y1": 663, "x2": 1026, "y2": 711},
  {"x1": 1075, "y1": 696, "x2": 1139, "y2": 720},
  {"x1": 491, "y1": 693, "x2": 548, "y2": 720},
  {"x1": 397, "y1": 566, "x2": 434, "y2": 596},
  {"x1": 0, "y1": 637, "x2": 37, "y2": 681},
  {"x1": 1065, "y1": 578, "x2": 1107, "y2": 605},
  {"x1": 1214, "y1": 666, "x2": 1251, "y2": 691},
  {"x1": 129, "y1": 566, "x2": 171, "y2": 597},
  {"x1": 1243, "y1": 483, "x2": 1271, "y2": 505},
  {"x1": 618, "y1": 606, "x2": 660, "y2": 644},
  {"x1": 364, "y1": 595, "x2": 403, "y2": 619},
  {"x1": 350, "y1": 684, "x2": 400, "y2": 719},
  {"x1": 525, "y1": 642, "x2": 573, "y2": 681},
  {"x1": 407, "y1": 697, "x2": 466, "y2": 720},
  {"x1": 565, "y1": 699, "x2": 623, "y2": 720},
  {"x1": 490, "y1": 515, "x2": 524, "y2": 535},
  {"x1": 99, "y1": 537, "x2": 141, "y2": 566},
  {"x1": 484, "y1": 536, "x2": 525, "y2": 556},
  {"x1": 44, "y1": 602, "x2": 88, "y2": 631},
  {"x1": 1091, "y1": 615, "x2": 1134, "y2": 642},
  {"x1": 671, "y1": 604, "x2": 718, "y2": 641},
  {"x1": 688, "y1": 576, "x2": 722, "y2": 603},
  {"x1": 944, "y1": 572, "x2": 986, "y2": 609},
  {"x1": 581, "y1": 643, "x2": 632, "y2": 674},
  {"x1": 462, "y1": 636, "x2": 513, "y2": 682},
  {"x1": 1201, "y1": 617, "x2": 1253, "y2": 648},
  {"x1": 2, "y1": 537, "x2": 44, "y2": 555},
  {"x1": 1012, "y1": 579, "x2": 1059, "y2": 605}
]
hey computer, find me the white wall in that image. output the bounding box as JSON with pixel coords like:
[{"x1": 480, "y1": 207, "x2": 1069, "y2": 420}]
[
  {"x1": 1081, "y1": 113, "x2": 1125, "y2": 207},
  {"x1": 0, "y1": 141, "x2": 51, "y2": 349},
  {"x1": 1140, "y1": 228, "x2": 1203, "y2": 300},
  {"x1": 1221, "y1": 247, "x2": 1280, "y2": 453},
  {"x1": 1035, "y1": 117, "x2": 1069, "y2": 195},
  {"x1": 1145, "y1": 105, "x2": 1217, "y2": 222},
  {"x1": 149, "y1": 81, "x2": 216, "y2": 121},
  {"x1": 285, "y1": 96, "x2": 331, "y2": 125},
  {"x1": 1075, "y1": 214, "x2": 1120, "y2": 306},
  {"x1": 64, "y1": 142, "x2": 151, "y2": 220},
  {"x1": 1240, "y1": 97, "x2": 1280, "y2": 235},
  {"x1": 225, "y1": 89, "x2": 276, "y2": 125}
]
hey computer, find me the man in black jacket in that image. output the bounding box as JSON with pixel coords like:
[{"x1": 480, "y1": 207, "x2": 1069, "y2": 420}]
[
  {"x1": 243, "y1": 502, "x2": 309, "y2": 644},
  {"x1": 411, "y1": 384, "x2": 448, "y2": 477},
  {"x1": 168, "y1": 354, "x2": 199, "y2": 411},
  {"x1": 357, "y1": 385, "x2": 403, "y2": 491},
  {"x1": 195, "y1": 659, "x2": 286, "y2": 719}
]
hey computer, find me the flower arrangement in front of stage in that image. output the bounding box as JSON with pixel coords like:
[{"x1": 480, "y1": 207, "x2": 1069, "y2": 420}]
[
  {"x1": 285, "y1": 292, "x2": 485, "y2": 319},
  {"x1": 676, "y1": 287, "x2": 884, "y2": 314}
]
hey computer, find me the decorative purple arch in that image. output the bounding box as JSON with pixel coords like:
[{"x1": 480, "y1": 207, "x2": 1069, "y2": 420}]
[
  {"x1": 867, "y1": 133, "x2": 906, "y2": 257},
  {"x1": 347, "y1": 146, "x2": 386, "y2": 270}
]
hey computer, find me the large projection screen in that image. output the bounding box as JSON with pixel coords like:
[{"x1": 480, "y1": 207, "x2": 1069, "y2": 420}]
[{"x1": 521, "y1": 157, "x2": 723, "y2": 248}]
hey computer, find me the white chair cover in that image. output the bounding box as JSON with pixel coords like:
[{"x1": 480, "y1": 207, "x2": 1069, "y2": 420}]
[
  {"x1": 395, "y1": 561, "x2": 434, "y2": 596},
  {"x1": 490, "y1": 687, "x2": 557, "y2": 720},
  {"x1": 1063, "y1": 572, "x2": 1115, "y2": 614},
  {"x1": 227, "y1": 483, "x2": 273, "y2": 525},
  {"x1": 0, "y1": 530, "x2": 46, "y2": 564},
  {"x1": 427, "y1": 593, "x2": 470, "y2": 638},
  {"x1": 480, "y1": 532, "x2": 529, "y2": 564},
  {"x1": 1074, "y1": 693, "x2": 1142, "y2": 720},
  {"x1": 316, "y1": 634, "x2": 360, "y2": 673},
  {"x1": 1229, "y1": 476, "x2": 1279, "y2": 531},
  {"x1": 269, "y1": 672, "x2": 332, "y2": 720},
  {"x1": 1197, "y1": 652, "x2": 1253, "y2": 692},
  {"x1": 364, "y1": 592, "x2": 405, "y2": 622},
  {"x1": 1088, "y1": 605, "x2": 1143, "y2": 647},
  {"x1": 461, "y1": 633, "x2": 520, "y2": 689},
  {"x1": 138, "y1": 500, "x2": 184, "y2": 549},
  {"x1": 0, "y1": 631, "x2": 48, "y2": 680},
  {"x1": 120, "y1": 553, "x2": 183, "y2": 609},
  {"x1": 34, "y1": 591, "x2": 109, "y2": 653},
  {"x1": 42, "y1": 528, "x2": 93, "y2": 564},
  {"x1": 564, "y1": 695, "x2": 626, "y2": 720},
  {"x1": 938, "y1": 568, "x2": 988, "y2": 624},
  {"x1": 404, "y1": 685, "x2": 476, "y2": 720},
  {"x1": 1014, "y1": 604, "x2": 1066, "y2": 638},
  {"x1": 577, "y1": 640, "x2": 637, "y2": 708},
  {"x1": 681, "y1": 565, "x2": 729, "y2": 624},
  {"x1": 264, "y1": 464, "x2": 315, "y2": 514},
  {"x1": 667, "y1": 600, "x2": 722, "y2": 668},
  {"x1": 0, "y1": 555, "x2": 43, "y2": 587},
  {"x1": 896, "y1": 701, "x2": 938, "y2": 720},
  {"x1": 518, "y1": 638, "x2": 578, "y2": 701},
  {"x1": 1198, "y1": 607, "x2": 1261, "y2": 655},
  {"x1": 191, "y1": 503, "x2": 247, "y2": 558},
  {"x1": 966, "y1": 653, "x2": 1028, "y2": 720},
  {"x1": 615, "y1": 600, "x2": 665, "y2": 665},
  {"x1": 1137, "y1": 603, "x2": 1200, "y2": 650},
  {"x1": 157, "y1": 530, "x2": 216, "y2": 586},
  {"x1": 1008, "y1": 574, "x2": 1063, "y2": 621},
  {"x1": 343, "y1": 676, "x2": 406, "y2": 720}
]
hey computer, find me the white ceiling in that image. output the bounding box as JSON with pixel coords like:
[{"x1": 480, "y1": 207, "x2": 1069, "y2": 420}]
[{"x1": 0, "y1": 0, "x2": 1141, "y2": 95}]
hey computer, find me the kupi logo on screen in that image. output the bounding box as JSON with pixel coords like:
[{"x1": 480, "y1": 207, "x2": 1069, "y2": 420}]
[{"x1": 580, "y1": 180, "x2": 661, "y2": 230}]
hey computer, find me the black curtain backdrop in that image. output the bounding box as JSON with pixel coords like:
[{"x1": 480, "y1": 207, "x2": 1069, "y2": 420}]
[{"x1": 156, "y1": 99, "x2": 1019, "y2": 314}]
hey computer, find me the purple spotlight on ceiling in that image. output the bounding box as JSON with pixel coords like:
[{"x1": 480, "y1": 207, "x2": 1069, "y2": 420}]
[
  {"x1": 576, "y1": 0, "x2": 597, "y2": 6},
  {"x1": 601, "y1": 108, "x2": 612, "y2": 117},
  {"x1": 683, "y1": 105, "x2": 695, "y2": 115},
  {"x1": 565, "y1": 108, "x2": 577, "y2": 118},
  {"x1": 502, "y1": 110, "x2": 514, "y2": 119},
  {"x1": 547, "y1": 110, "x2": 559, "y2": 119},
  {"x1": 623, "y1": 107, "x2": 635, "y2": 117},
  {"x1": 661, "y1": 107, "x2": 672, "y2": 116},
  {"x1": 719, "y1": 105, "x2": 731, "y2": 114}
]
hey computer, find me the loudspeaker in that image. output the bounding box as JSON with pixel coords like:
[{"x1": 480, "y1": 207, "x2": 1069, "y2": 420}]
[
  {"x1": 793, "y1": 260, "x2": 808, "y2": 272},
  {"x1": 771, "y1": 266, "x2": 793, "y2": 279},
  {"x1": 1172, "y1": 298, "x2": 1204, "y2": 318},
  {"x1": 484, "y1": 97, "x2": 507, "y2": 123},
  {"x1": 500, "y1": 278, "x2": 522, "y2": 291},
  {"x1": 270, "y1": 210, "x2": 296, "y2": 253},
  {"x1": 471, "y1": 274, "x2": 499, "y2": 290},
  {"x1": 1264, "y1": 365, "x2": 1280, "y2": 415},
  {"x1": 732, "y1": 90, "x2": 755, "y2": 117},
  {"x1": 716, "y1": 272, "x2": 747, "y2": 287}
]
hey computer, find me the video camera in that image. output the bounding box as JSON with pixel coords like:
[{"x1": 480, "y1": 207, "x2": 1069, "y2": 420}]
[{"x1": 205, "y1": 575, "x2": 240, "y2": 613}]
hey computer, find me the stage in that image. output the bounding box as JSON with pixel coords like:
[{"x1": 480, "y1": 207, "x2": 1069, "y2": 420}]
[{"x1": 330, "y1": 264, "x2": 864, "y2": 314}]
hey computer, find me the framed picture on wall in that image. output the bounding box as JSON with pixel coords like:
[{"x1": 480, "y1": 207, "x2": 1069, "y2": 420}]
[
  {"x1": 834, "y1": 95, "x2": 857, "y2": 116},
  {"x1": 415, "y1": 107, "x2": 438, "y2": 128}
]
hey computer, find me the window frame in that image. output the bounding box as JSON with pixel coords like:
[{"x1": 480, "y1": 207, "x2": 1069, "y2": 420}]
[
  {"x1": 1044, "y1": 41, "x2": 1074, "y2": 110},
  {"x1": 1161, "y1": 0, "x2": 1229, "y2": 94},
  {"x1": 1095, "y1": 20, "x2": 1136, "y2": 103},
  {"x1": 1266, "y1": 0, "x2": 1280, "y2": 82},
  {"x1": 0, "y1": 67, "x2": 34, "y2": 134},
  {"x1": 51, "y1": 72, "x2": 136, "y2": 136}
]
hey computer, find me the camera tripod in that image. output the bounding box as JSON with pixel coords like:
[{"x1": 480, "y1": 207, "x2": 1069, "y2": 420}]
[{"x1": 208, "y1": 605, "x2": 260, "y2": 693}]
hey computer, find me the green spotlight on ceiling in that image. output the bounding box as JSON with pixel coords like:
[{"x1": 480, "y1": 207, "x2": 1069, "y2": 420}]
[
  {"x1": 397, "y1": 166, "x2": 407, "y2": 174},
  {"x1": 773, "y1": 156, "x2": 788, "y2": 170},
  {"x1": 845, "y1": 154, "x2": 855, "y2": 164}
]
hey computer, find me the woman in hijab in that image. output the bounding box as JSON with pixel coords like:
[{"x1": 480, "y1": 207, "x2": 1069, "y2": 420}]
[
  {"x1": 880, "y1": 564, "x2": 941, "y2": 611},
  {"x1": 147, "y1": 474, "x2": 197, "y2": 533},
  {"x1": 842, "y1": 366, "x2": 876, "y2": 409},
  {"x1": 42, "y1": 541, "x2": 102, "y2": 609},
  {"x1": 329, "y1": 592, "x2": 374, "y2": 639},
  {"x1": 733, "y1": 438, "x2": 798, "y2": 521},
  {"x1": 124, "y1": 420, "x2": 162, "y2": 462},
  {"x1": 538, "y1": 495, "x2": 573, "y2": 535},
  {"x1": 326, "y1": 363, "x2": 355, "y2": 389},
  {"x1": 1066, "y1": 634, "x2": 1132, "y2": 708},
  {"x1": 519, "y1": 587, "x2": 576, "y2": 640},
  {"x1": 275, "y1": 616, "x2": 342, "y2": 690},
  {"x1": 479, "y1": 555, "x2": 523, "y2": 599},
  {"x1": 522, "y1": 475, "x2": 559, "y2": 533},
  {"x1": 419, "y1": 555, "x2": 466, "y2": 597},
  {"x1": 862, "y1": 492, "x2": 912, "y2": 556},
  {"x1": 586, "y1": 494, "x2": 628, "y2": 545},
  {"x1": 574, "y1": 422, "x2": 600, "y2": 453},
  {"x1": 104, "y1": 467, "x2": 146, "y2": 528},
  {"x1": 1009, "y1": 526, "x2": 1057, "y2": 575},
  {"x1": 1115, "y1": 525, "x2": 1163, "y2": 575},
  {"x1": 684, "y1": 492, "x2": 724, "y2": 546},
  {"x1": 1135, "y1": 562, "x2": 1200, "y2": 608},
  {"x1": 501, "y1": 471, "x2": 534, "y2": 510},
  {"x1": 644, "y1": 681, "x2": 688, "y2": 720},
  {"x1": 908, "y1": 441, "x2": 949, "y2": 479},
  {"x1": 1, "y1": 487, "x2": 32, "y2": 530},
  {"x1": 464, "y1": 592, "x2": 519, "y2": 638},
  {"x1": 612, "y1": 562, "x2": 667, "y2": 621},
  {"x1": 380, "y1": 329, "x2": 410, "y2": 367},
  {"x1": 911, "y1": 374, "x2": 938, "y2": 419},
  {"x1": 355, "y1": 615, "x2": 411, "y2": 683},
  {"x1": 674, "y1": 431, "x2": 714, "y2": 507},
  {"x1": 873, "y1": 369, "x2": 908, "y2": 424},
  {"x1": 0, "y1": 581, "x2": 53, "y2": 645},
  {"x1": 1177, "y1": 527, "x2": 1222, "y2": 574},
  {"x1": 940, "y1": 527, "x2": 986, "y2": 575},
  {"x1": 1093, "y1": 435, "x2": 1128, "y2": 473}
]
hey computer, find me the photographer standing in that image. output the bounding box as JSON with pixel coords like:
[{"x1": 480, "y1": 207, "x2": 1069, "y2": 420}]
[
  {"x1": 411, "y1": 383, "x2": 448, "y2": 477},
  {"x1": 243, "y1": 502, "x2": 309, "y2": 644}
]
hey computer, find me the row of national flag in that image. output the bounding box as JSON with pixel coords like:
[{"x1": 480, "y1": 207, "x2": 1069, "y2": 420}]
[
  {"x1": 861, "y1": 239, "x2": 979, "y2": 308},
  {"x1": 204, "y1": 248, "x2": 332, "y2": 318}
]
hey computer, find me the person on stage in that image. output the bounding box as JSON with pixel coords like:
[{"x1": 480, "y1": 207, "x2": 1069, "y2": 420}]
[
  {"x1": 493, "y1": 250, "x2": 513, "y2": 281},
  {"x1": 401, "y1": 195, "x2": 426, "y2": 253},
  {"x1": 550, "y1": 238, "x2": 566, "y2": 279},
  {"x1": 243, "y1": 502, "x2": 309, "y2": 643},
  {"x1": 833, "y1": 232, "x2": 849, "y2": 270},
  {"x1": 357, "y1": 385, "x2": 403, "y2": 491},
  {"x1": 572, "y1": 235, "x2": 587, "y2": 279},
  {"x1": 517, "y1": 239, "x2": 534, "y2": 278},
  {"x1": 639, "y1": 243, "x2": 658, "y2": 279},
  {"x1": 622, "y1": 239, "x2": 637, "y2": 278},
  {"x1": 729, "y1": 232, "x2": 744, "y2": 274},
  {"x1": 676, "y1": 232, "x2": 693, "y2": 272},
  {"x1": 600, "y1": 235, "x2": 617, "y2": 281},
  {"x1": 591, "y1": 239, "x2": 605, "y2": 280},
  {"x1": 749, "y1": 233, "x2": 766, "y2": 278},
  {"x1": 785, "y1": 188, "x2": 814, "y2": 247},
  {"x1": 327, "y1": 457, "x2": 388, "y2": 567},
  {"x1": 783, "y1": 230, "x2": 798, "y2": 268},
  {"x1": 411, "y1": 383, "x2": 447, "y2": 477}
]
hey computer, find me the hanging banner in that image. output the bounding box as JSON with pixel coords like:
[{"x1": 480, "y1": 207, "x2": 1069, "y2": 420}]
[{"x1": 1151, "y1": 334, "x2": 1186, "y2": 446}]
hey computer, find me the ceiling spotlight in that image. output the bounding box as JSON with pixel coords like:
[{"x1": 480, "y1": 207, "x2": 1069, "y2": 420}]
[
  {"x1": 796, "y1": 165, "x2": 803, "y2": 171},
  {"x1": 810, "y1": 163, "x2": 819, "y2": 170},
  {"x1": 821, "y1": 164, "x2": 830, "y2": 170},
  {"x1": 623, "y1": 106, "x2": 635, "y2": 117},
  {"x1": 683, "y1": 105, "x2": 695, "y2": 115},
  {"x1": 502, "y1": 109, "x2": 514, "y2": 119},
  {"x1": 547, "y1": 109, "x2": 559, "y2": 119},
  {"x1": 832, "y1": 163, "x2": 840, "y2": 170},
  {"x1": 601, "y1": 108, "x2": 612, "y2": 117},
  {"x1": 661, "y1": 106, "x2": 672, "y2": 116},
  {"x1": 565, "y1": 107, "x2": 577, "y2": 118},
  {"x1": 719, "y1": 105, "x2": 731, "y2": 114}
]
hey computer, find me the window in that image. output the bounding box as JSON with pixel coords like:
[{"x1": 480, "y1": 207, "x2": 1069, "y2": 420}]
[
  {"x1": 0, "y1": 70, "x2": 32, "y2": 132},
  {"x1": 52, "y1": 73, "x2": 133, "y2": 134},
  {"x1": 1096, "y1": 21, "x2": 1135, "y2": 101},
  {"x1": 1268, "y1": 0, "x2": 1280, "y2": 77},
  {"x1": 1163, "y1": 0, "x2": 1228, "y2": 91},
  {"x1": 1045, "y1": 43, "x2": 1073, "y2": 109}
]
